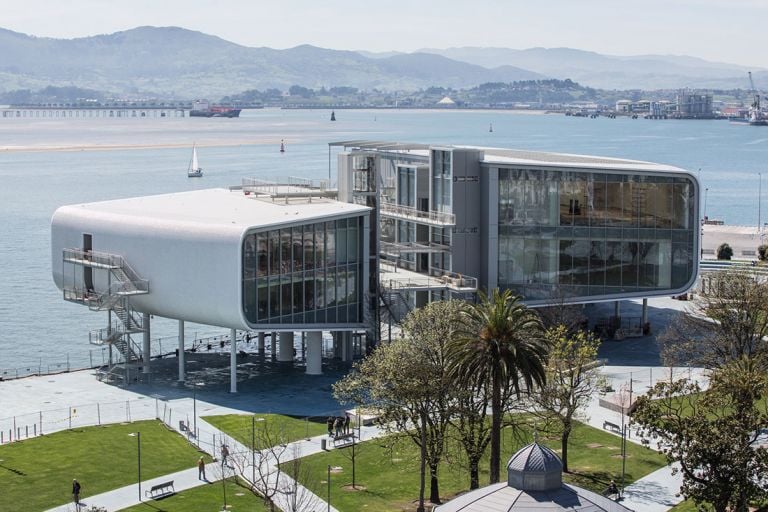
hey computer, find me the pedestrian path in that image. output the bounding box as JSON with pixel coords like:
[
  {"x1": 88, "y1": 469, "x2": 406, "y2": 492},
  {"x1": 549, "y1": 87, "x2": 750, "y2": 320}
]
[
  {"x1": 44, "y1": 397, "x2": 383, "y2": 512},
  {"x1": 45, "y1": 462, "x2": 221, "y2": 512},
  {"x1": 621, "y1": 464, "x2": 683, "y2": 512}
]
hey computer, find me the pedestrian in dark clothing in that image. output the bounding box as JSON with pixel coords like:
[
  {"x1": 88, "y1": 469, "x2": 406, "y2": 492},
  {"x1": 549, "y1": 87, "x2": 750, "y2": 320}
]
[
  {"x1": 198, "y1": 456, "x2": 207, "y2": 480},
  {"x1": 326, "y1": 416, "x2": 334, "y2": 437},
  {"x1": 334, "y1": 416, "x2": 343, "y2": 438},
  {"x1": 72, "y1": 479, "x2": 81, "y2": 507},
  {"x1": 344, "y1": 413, "x2": 351, "y2": 435},
  {"x1": 221, "y1": 444, "x2": 230, "y2": 465}
]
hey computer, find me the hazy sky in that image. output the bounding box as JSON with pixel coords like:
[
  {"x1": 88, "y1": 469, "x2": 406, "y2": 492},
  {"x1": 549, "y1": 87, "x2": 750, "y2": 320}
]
[{"x1": 2, "y1": 0, "x2": 764, "y2": 67}]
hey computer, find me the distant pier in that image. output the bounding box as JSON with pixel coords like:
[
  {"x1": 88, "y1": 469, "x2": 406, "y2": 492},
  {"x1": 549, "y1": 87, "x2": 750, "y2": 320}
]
[{"x1": 1, "y1": 105, "x2": 188, "y2": 119}]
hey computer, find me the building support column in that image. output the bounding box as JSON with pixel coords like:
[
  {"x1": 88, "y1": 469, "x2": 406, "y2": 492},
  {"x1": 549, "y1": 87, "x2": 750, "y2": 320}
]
[
  {"x1": 332, "y1": 331, "x2": 341, "y2": 359},
  {"x1": 341, "y1": 332, "x2": 353, "y2": 362},
  {"x1": 642, "y1": 298, "x2": 648, "y2": 326},
  {"x1": 142, "y1": 313, "x2": 151, "y2": 374},
  {"x1": 230, "y1": 328, "x2": 237, "y2": 393},
  {"x1": 257, "y1": 332, "x2": 265, "y2": 354},
  {"x1": 271, "y1": 332, "x2": 277, "y2": 359},
  {"x1": 278, "y1": 332, "x2": 294, "y2": 362},
  {"x1": 178, "y1": 320, "x2": 185, "y2": 382},
  {"x1": 306, "y1": 331, "x2": 323, "y2": 375},
  {"x1": 614, "y1": 301, "x2": 621, "y2": 320}
]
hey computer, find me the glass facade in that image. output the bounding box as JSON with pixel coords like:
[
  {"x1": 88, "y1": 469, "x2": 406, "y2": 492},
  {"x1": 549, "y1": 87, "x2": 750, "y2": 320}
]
[
  {"x1": 242, "y1": 217, "x2": 363, "y2": 325},
  {"x1": 497, "y1": 167, "x2": 696, "y2": 301}
]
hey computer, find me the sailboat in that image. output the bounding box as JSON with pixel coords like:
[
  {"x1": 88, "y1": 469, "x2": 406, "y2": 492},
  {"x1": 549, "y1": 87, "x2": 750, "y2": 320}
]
[
  {"x1": 280, "y1": 139, "x2": 286, "y2": 153},
  {"x1": 187, "y1": 144, "x2": 203, "y2": 178},
  {"x1": 330, "y1": 110, "x2": 336, "y2": 121},
  {"x1": 489, "y1": 123, "x2": 493, "y2": 133}
]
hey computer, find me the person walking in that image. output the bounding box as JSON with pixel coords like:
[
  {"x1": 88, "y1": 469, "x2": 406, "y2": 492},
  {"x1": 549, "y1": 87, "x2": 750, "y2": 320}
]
[
  {"x1": 221, "y1": 444, "x2": 230, "y2": 466},
  {"x1": 198, "y1": 456, "x2": 207, "y2": 480},
  {"x1": 334, "y1": 416, "x2": 343, "y2": 438},
  {"x1": 326, "y1": 416, "x2": 334, "y2": 437},
  {"x1": 344, "y1": 413, "x2": 351, "y2": 435},
  {"x1": 72, "y1": 479, "x2": 81, "y2": 507}
]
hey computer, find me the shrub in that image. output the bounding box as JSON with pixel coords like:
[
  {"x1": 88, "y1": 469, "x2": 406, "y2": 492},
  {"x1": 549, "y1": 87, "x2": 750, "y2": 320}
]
[
  {"x1": 758, "y1": 244, "x2": 768, "y2": 261},
  {"x1": 717, "y1": 243, "x2": 733, "y2": 260}
]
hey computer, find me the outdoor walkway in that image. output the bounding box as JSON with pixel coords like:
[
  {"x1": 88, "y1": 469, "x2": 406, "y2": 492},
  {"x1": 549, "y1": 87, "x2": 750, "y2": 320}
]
[{"x1": 43, "y1": 396, "x2": 385, "y2": 512}]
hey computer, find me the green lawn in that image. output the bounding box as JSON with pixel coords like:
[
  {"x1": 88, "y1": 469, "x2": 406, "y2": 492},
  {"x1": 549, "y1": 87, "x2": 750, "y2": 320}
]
[
  {"x1": 297, "y1": 421, "x2": 667, "y2": 512},
  {"x1": 203, "y1": 413, "x2": 328, "y2": 448},
  {"x1": 0, "y1": 420, "x2": 211, "y2": 511},
  {"x1": 118, "y1": 477, "x2": 269, "y2": 512}
]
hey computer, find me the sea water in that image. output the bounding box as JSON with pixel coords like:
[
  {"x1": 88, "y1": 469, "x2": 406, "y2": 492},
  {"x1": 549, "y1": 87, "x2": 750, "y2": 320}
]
[{"x1": 0, "y1": 108, "x2": 766, "y2": 369}]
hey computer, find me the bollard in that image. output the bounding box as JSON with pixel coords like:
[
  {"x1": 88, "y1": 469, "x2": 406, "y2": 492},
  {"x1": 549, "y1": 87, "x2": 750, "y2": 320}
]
[
  {"x1": 97, "y1": 403, "x2": 101, "y2": 426},
  {"x1": 25, "y1": 425, "x2": 28, "y2": 438},
  {"x1": 13, "y1": 417, "x2": 16, "y2": 442},
  {"x1": 1, "y1": 431, "x2": 3, "y2": 444},
  {"x1": 34, "y1": 424, "x2": 36, "y2": 436}
]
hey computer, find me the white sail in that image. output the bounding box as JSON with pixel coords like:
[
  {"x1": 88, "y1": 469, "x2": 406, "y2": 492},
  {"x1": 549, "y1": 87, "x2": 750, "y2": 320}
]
[
  {"x1": 191, "y1": 147, "x2": 199, "y2": 171},
  {"x1": 188, "y1": 144, "x2": 203, "y2": 177}
]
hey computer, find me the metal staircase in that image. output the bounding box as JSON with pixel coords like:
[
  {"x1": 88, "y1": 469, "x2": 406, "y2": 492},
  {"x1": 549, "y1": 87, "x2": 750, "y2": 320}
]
[{"x1": 62, "y1": 248, "x2": 149, "y2": 382}]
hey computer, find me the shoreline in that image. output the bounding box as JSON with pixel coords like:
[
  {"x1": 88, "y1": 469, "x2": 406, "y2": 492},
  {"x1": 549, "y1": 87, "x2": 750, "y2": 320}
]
[{"x1": 0, "y1": 137, "x2": 296, "y2": 153}]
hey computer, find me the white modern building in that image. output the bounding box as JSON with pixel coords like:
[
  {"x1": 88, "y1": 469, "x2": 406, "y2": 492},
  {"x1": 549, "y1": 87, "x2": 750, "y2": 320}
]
[
  {"x1": 51, "y1": 183, "x2": 370, "y2": 391},
  {"x1": 51, "y1": 142, "x2": 700, "y2": 390}
]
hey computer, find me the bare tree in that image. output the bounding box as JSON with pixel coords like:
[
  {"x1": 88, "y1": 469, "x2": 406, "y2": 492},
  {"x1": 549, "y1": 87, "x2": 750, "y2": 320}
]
[
  {"x1": 225, "y1": 418, "x2": 291, "y2": 511},
  {"x1": 281, "y1": 445, "x2": 321, "y2": 512}
]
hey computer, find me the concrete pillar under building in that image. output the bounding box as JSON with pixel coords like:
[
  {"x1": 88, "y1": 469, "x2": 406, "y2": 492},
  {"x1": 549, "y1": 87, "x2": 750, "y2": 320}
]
[
  {"x1": 642, "y1": 298, "x2": 648, "y2": 326},
  {"x1": 178, "y1": 320, "x2": 185, "y2": 382},
  {"x1": 142, "y1": 313, "x2": 151, "y2": 374},
  {"x1": 278, "y1": 332, "x2": 294, "y2": 362},
  {"x1": 258, "y1": 332, "x2": 265, "y2": 354},
  {"x1": 341, "y1": 332, "x2": 353, "y2": 362},
  {"x1": 230, "y1": 328, "x2": 237, "y2": 393},
  {"x1": 271, "y1": 332, "x2": 277, "y2": 358},
  {"x1": 614, "y1": 301, "x2": 621, "y2": 320},
  {"x1": 306, "y1": 331, "x2": 323, "y2": 375},
  {"x1": 332, "y1": 331, "x2": 341, "y2": 359}
]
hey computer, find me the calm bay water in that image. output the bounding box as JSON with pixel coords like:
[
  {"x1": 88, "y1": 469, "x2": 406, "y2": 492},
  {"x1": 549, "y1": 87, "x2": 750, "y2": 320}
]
[{"x1": 0, "y1": 108, "x2": 765, "y2": 369}]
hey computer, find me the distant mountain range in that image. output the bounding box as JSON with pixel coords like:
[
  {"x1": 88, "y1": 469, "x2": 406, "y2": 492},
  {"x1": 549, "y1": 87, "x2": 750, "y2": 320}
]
[{"x1": 0, "y1": 26, "x2": 764, "y2": 99}]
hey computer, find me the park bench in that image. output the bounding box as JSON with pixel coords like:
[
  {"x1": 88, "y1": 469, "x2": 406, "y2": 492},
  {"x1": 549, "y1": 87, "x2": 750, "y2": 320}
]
[
  {"x1": 145, "y1": 480, "x2": 175, "y2": 499},
  {"x1": 602, "y1": 421, "x2": 622, "y2": 434},
  {"x1": 332, "y1": 433, "x2": 355, "y2": 448}
]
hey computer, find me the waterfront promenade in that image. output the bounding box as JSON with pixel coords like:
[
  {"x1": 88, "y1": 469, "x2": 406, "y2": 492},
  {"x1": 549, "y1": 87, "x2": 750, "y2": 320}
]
[{"x1": 2, "y1": 296, "x2": 703, "y2": 512}]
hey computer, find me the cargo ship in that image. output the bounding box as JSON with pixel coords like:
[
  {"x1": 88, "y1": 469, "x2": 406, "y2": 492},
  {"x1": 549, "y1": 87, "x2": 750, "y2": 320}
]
[{"x1": 189, "y1": 100, "x2": 241, "y2": 118}]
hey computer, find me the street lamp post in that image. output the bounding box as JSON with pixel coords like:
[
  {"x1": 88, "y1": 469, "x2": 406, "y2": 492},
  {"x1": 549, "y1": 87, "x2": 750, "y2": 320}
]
[
  {"x1": 129, "y1": 432, "x2": 142, "y2": 501},
  {"x1": 760, "y1": 173, "x2": 763, "y2": 238},
  {"x1": 327, "y1": 464, "x2": 331, "y2": 512}
]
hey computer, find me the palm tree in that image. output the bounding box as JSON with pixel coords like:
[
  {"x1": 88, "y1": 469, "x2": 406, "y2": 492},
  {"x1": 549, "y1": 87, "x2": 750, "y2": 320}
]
[{"x1": 448, "y1": 288, "x2": 549, "y2": 484}]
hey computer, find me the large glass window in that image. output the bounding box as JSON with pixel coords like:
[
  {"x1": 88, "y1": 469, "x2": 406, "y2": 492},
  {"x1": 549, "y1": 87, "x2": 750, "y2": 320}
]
[
  {"x1": 497, "y1": 167, "x2": 697, "y2": 302},
  {"x1": 432, "y1": 150, "x2": 452, "y2": 213},
  {"x1": 242, "y1": 217, "x2": 364, "y2": 325}
]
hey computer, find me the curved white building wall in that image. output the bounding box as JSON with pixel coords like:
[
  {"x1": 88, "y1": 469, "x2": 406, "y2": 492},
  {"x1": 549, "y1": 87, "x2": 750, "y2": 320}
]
[{"x1": 52, "y1": 206, "x2": 247, "y2": 329}]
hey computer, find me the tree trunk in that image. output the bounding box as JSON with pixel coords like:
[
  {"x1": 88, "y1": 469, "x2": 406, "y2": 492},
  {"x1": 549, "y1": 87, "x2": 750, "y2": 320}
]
[
  {"x1": 469, "y1": 458, "x2": 480, "y2": 490},
  {"x1": 429, "y1": 464, "x2": 441, "y2": 504},
  {"x1": 417, "y1": 412, "x2": 427, "y2": 512},
  {"x1": 490, "y1": 378, "x2": 502, "y2": 484},
  {"x1": 561, "y1": 423, "x2": 572, "y2": 473}
]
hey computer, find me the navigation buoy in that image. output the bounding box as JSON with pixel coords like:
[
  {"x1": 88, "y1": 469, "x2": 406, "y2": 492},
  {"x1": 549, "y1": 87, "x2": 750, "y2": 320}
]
[
  {"x1": 280, "y1": 139, "x2": 285, "y2": 153},
  {"x1": 330, "y1": 110, "x2": 336, "y2": 121},
  {"x1": 489, "y1": 123, "x2": 493, "y2": 133}
]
